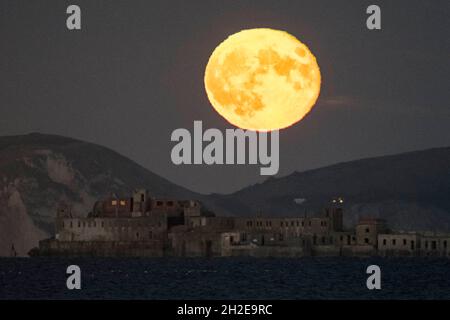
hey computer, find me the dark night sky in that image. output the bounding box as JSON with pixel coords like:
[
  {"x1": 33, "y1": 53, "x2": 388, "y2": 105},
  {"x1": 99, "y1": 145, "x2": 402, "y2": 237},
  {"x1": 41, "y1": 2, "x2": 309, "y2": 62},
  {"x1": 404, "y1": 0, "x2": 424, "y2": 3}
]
[{"x1": 1, "y1": 0, "x2": 449, "y2": 194}]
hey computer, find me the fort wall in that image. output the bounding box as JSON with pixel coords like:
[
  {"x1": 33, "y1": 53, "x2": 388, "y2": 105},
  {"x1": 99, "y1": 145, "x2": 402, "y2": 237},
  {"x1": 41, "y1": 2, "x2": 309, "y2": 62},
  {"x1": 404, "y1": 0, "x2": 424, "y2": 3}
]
[{"x1": 33, "y1": 190, "x2": 450, "y2": 258}]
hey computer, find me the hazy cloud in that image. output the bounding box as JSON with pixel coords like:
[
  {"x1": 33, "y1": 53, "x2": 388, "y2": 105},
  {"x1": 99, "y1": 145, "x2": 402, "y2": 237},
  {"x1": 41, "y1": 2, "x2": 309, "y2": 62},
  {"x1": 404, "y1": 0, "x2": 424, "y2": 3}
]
[{"x1": 320, "y1": 95, "x2": 358, "y2": 108}]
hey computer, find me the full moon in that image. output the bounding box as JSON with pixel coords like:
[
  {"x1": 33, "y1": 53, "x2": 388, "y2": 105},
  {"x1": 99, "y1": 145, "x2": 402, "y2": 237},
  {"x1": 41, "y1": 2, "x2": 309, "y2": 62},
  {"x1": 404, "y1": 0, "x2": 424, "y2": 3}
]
[{"x1": 204, "y1": 28, "x2": 321, "y2": 131}]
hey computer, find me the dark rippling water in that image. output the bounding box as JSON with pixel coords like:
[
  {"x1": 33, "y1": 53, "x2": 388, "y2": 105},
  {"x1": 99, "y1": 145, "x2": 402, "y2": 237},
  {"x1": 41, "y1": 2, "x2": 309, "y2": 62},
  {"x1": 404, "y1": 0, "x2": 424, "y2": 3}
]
[{"x1": 0, "y1": 257, "x2": 449, "y2": 300}]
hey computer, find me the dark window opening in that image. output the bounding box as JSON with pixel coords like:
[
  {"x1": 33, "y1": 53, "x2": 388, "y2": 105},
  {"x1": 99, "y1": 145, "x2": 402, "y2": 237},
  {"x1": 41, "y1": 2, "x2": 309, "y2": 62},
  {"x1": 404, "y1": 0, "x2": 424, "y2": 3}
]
[{"x1": 432, "y1": 241, "x2": 437, "y2": 250}]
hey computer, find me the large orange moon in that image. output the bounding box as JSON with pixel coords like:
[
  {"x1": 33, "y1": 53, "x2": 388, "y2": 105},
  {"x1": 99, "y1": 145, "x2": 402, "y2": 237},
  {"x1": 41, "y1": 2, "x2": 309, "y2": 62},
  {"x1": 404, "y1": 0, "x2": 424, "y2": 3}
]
[{"x1": 204, "y1": 28, "x2": 321, "y2": 131}]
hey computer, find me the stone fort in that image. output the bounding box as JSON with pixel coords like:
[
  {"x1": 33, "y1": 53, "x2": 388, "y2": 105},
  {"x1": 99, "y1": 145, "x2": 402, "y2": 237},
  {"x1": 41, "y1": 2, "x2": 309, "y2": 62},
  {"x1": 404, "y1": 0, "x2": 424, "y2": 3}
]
[{"x1": 35, "y1": 189, "x2": 450, "y2": 257}]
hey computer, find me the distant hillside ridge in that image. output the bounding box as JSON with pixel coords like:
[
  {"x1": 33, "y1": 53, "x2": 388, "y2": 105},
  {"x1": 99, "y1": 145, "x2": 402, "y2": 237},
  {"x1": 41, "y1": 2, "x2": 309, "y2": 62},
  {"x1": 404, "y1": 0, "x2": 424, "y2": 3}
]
[
  {"x1": 0, "y1": 132, "x2": 449, "y2": 256},
  {"x1": 209, "y1": 146, "x2": 450, "y2": 231}
]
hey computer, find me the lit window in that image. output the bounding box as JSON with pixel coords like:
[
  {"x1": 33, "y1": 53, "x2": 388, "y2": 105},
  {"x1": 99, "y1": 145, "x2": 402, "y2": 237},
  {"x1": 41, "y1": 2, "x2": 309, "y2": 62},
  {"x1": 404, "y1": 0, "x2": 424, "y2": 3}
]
[
  {"x1": 112, "y1": 200, "x2": 117, "y2": 205},
  {"x1": 120, "y1": 200, "x2": 126, "y2": 206}
]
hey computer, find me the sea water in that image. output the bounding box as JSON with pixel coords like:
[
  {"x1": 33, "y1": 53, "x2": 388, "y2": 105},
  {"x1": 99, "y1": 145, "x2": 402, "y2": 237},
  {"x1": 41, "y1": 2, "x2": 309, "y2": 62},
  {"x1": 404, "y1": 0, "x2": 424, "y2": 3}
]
[{"x1": 0, "y1": 257, "x2": 449, "y2": 300}]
